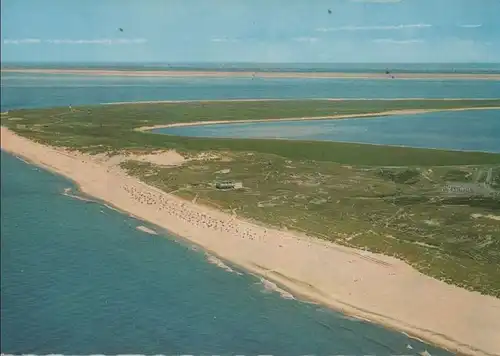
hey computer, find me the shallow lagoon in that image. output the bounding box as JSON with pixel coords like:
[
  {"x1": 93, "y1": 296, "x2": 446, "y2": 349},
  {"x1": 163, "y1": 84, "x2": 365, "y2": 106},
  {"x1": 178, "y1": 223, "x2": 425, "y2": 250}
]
[{"x1": 156, "y1": 109, "x2": 500, "y2": 153}]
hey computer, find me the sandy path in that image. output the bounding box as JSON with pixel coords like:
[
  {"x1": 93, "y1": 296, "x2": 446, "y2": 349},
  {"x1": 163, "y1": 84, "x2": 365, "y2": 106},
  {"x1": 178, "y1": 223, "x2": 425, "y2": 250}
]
[
  {"x1": 3, "y1": 68, "x2": 500, "y2": 80},
  {"x1": 2, "y1": 127, "x2": 500, "y2": 356},
  {"x1": 136, "y1": 106, "x2": 500, "y2": 131}
]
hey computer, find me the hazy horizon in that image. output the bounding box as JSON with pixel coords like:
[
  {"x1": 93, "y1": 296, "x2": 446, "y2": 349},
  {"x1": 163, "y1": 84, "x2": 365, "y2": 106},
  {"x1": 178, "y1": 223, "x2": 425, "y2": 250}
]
[{"x1": 3, "y1": 61, "x2": 500, "y2": 64}]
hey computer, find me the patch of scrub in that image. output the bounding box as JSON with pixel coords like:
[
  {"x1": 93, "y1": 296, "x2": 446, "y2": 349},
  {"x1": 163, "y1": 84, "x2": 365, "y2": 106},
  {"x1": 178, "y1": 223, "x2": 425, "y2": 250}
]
[
  {"x1": 423, "y1": 219, "x2": 441, "y2": 226},
  {"x1": 190, "y1": 151, "x2": 233, "y2": 162},
  {"x1": 257, "y1": 201, "x2": 279, "y2": 208},
  {"x1": 215, "y1": 168, "x2": 231, "y2": 174},
  {"x1": 310, "y1": 198, "x2": 327, "y2": 205}
]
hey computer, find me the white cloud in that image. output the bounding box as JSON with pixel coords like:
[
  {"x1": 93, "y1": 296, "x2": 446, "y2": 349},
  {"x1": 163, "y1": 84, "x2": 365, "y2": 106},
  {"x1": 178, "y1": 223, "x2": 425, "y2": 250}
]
[
  {"x1": 316, "y1": 23, "x2": 431, "y2": 32},
  {"x1": 459, "y1": 24, "x2": 482, "y2": 28},
  {"x1": 293, "y1": 37, "x2": 319, "y2": 43},
  {"x1": 372, "y1": 38, "x2": 424, "y2": 44},
  {"x1": 3, "y1": 38, "x2": 147, "y2": 45},
  {"x1": 350, "y1": 0, "x2": 403, "y2": 3},
  {"x1": 210, "y1": 38, "x2": 238, "y2": 43},
  {"x1": 46, "y1": 38, "x2": 147, "y2": 45},
  {"x1": 3, "y1": 38, "x2": 42, "y2": 45}
]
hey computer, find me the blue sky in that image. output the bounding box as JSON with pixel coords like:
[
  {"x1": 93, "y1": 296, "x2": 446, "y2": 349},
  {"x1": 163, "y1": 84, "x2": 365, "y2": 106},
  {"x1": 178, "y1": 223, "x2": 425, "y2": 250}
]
[{"x1": 1, "y1": 0, "x2": 499, "y2": 63}]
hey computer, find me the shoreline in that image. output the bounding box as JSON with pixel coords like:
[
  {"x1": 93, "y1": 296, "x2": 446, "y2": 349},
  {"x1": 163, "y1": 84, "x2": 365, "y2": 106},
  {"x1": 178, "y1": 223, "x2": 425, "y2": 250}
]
[
  {"x1": 3, "y1": 68, "x2": 500, "y2": 80},
  {"x1": 2, "y1": 127, "x2": 500, "y2": 356},
  {"x1": 136, "y1": 106, "x2": 500, "y2": 131}
]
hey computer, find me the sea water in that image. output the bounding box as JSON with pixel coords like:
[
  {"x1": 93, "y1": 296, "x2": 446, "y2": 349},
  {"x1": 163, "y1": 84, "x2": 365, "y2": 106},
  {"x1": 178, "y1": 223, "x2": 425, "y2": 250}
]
[
  {"x1": 0, "y1": 153, "x2": 453, "y2": 355},
  {"x1": 2, "y1": 71, "x2": 500, "y2": 110},
  {"x1": 4, "y1": 62, "x2": 500, "y2": 74},
  {"x1": 0, "y1": 70, "x2": 487, "y2": 354},
  {"x1": 157, "y1": 109, "x2": 500, "y2": 153}
]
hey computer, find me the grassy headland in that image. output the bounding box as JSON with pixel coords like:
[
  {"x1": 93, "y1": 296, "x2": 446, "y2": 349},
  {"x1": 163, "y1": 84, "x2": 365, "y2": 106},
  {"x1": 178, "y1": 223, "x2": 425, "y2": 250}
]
[{"x1": 2, "y1": 99, "x2": 500, "y2": 296}]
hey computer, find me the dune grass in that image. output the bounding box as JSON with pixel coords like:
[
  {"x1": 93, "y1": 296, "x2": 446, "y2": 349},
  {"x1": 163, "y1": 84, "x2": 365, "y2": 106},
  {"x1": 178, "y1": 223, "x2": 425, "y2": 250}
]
[{"x1": 3, "y1": 99, "x2": 500, "y2": 165}]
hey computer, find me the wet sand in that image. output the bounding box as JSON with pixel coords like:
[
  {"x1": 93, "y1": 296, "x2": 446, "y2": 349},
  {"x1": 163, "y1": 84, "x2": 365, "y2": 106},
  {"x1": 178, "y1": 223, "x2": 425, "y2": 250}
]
[
  {"x1": 3, "y1": 68, "x2": 500, "y2": 80},
  {"x1": 2, "y1": 126, "x2": 500, "y2": 356}
]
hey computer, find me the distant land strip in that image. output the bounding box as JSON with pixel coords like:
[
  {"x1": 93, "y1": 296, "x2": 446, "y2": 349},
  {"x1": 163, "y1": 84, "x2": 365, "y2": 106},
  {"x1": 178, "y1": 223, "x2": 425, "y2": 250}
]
[
  {"x1": 102, "y1": 98, "x2": 499, "y2": 105},
  {"x1": 3, "y1": 68, "x2": 500, "y2": 80}
]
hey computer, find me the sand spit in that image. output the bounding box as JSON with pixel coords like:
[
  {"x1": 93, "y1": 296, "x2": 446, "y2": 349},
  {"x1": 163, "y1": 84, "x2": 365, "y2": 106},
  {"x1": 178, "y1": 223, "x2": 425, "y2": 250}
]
[
  {"x1": 62, "y1": 187, "x2": 96, "y2": 203},
  {"x1": 3, "y1": 68, "x2": 500, "y2": 80},
  {"x1": 2, "y1": 126, "x2": 500, "y2": 356},
  {"x1": 136, "y1": 106, "x2": 500, "y2": 132},
  {"x1": 101, "y1": 98, "x2": 497, "y2": 105}
]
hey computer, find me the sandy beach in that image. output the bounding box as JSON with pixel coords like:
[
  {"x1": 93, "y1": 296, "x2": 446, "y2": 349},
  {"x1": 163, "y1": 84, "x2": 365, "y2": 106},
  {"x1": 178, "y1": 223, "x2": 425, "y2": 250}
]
[
  {"x1": 3, "y1": 68, "x2": 500, "y2": 80},
  {"x1": 2, "y1": 126, "x2": 500, "y2": 356}
]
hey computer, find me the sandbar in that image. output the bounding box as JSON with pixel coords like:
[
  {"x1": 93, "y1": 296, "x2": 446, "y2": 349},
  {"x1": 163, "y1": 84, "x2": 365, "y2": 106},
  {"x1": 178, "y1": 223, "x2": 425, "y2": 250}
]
[
  {"x1": 3, "y1": 68, "x2": 500, "y2": 80},
  {"x1": 103, "y1": 98, "x2": 498, "y2": 105},
  {"x1": 136, "y1": 106, "x2": 500, "y2": 131}
]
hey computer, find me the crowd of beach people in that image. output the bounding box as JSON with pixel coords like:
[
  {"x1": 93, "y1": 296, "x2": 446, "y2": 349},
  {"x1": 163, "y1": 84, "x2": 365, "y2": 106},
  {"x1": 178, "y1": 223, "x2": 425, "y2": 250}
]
[{"x1": 122, "y1": 184, "x2": 265, "y2": 242}]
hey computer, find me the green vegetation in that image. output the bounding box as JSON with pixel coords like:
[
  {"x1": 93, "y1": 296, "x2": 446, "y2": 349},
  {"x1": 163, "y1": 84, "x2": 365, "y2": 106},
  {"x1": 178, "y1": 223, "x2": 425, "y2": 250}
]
[
  {"x1": 120, "y1": 155, "x2": 500, "y2": 296},
  {"x1": 2, "y1": 99, "x2": 500, "y2": 296},
  {"x1": 3, "y1": 99, "x2": 500, "y2": 165}
]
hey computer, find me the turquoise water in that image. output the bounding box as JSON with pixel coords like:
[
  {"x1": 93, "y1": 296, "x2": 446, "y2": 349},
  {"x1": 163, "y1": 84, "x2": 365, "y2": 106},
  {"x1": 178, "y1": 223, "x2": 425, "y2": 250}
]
[
  {"x1": 0, "y1": 153, "x2": 451, "y2": 355},
  {"x1": 2, "y1": 72, "x2": 500, "y2": 110},
  {"x1": 0, "y1": 71, "x2": 483, "y2": 354},
  {"x1": 4, "y1": 62, "x2": 500, "y2": 74},
  {"x1": 156, "y1": 109, "x2": 500, "y2": 153}
]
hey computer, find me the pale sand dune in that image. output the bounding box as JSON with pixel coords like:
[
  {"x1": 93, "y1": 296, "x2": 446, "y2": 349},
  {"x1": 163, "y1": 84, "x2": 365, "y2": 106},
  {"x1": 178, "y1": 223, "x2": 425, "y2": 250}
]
[
  {"x1": 133, "y1": 151, "x2": 186, "y2": 166},
  {"x1": 3, "y1": 68, "x2": 500, "y2": 80},
  {"x1": 136, "y1": 106, "x2": 500, "y2": 132},
  {"x1": 92, "y1": 150, "x2": 186, "y2": 167},
  {"x1": 2, "y1": 126, "x2": 500, "y2": 356}
]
